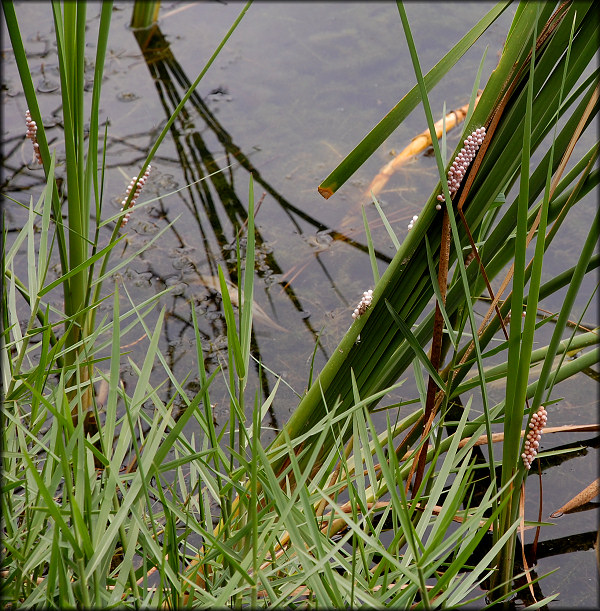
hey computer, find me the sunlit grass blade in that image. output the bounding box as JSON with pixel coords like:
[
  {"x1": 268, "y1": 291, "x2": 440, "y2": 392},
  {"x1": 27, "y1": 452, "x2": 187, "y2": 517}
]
[
  {"x1": 240, "y1": 175, "x2": 256, "y2": 383},
  {"x1": 362, "y1": 205, "x2": 381, "y2": 284}
]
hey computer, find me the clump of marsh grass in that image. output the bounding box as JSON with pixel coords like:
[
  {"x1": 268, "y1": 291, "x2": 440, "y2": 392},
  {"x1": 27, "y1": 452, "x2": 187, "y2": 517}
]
[{"x1": 2, "y1": 0, "x2": 598, "y2": 608}]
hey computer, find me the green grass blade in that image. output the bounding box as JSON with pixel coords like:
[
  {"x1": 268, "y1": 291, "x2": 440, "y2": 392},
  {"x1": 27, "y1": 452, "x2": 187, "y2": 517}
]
[
  {"x1": 240, "y1": 175, "x2": 255, "y2": 383},
  {"x1": 362, "y1": 205, "x2": 381, "y2": 284},
  {"x1": 318, "y1": 1, "x2": 510, "y2": 197}
]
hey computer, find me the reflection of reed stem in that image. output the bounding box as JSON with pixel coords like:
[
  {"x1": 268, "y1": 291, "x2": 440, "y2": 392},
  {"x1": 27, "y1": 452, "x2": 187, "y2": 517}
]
[{"x1": 132, "y1": 23, "x2": 336, "y2": 364}]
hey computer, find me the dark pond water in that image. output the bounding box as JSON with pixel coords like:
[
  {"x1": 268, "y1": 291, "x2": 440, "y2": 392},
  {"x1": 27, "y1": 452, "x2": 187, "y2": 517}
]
[{"x1": 2, "y1": 1, "x2": 598, "y2": 607}]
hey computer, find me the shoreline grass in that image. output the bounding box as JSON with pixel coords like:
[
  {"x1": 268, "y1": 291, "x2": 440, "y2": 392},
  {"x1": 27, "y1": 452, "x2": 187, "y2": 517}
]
[{"x1": 2, "y1": 1, "x2": 598, "y2": 607}]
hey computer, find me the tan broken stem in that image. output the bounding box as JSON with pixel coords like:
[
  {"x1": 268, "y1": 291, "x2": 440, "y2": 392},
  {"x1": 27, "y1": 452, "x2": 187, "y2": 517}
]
[
  {"x1": 374, "y1": 423, "x2": 600, "y2": 479},
  {"x1": 365, "y1": 92, "x2": 482, "y2": 199},
  {"x1": 401, "y1": 423, "x2": 600, "y2": 459},
  {"x1": 409, "y1": 207, "x2": 451, "y2": 497},
  {"x1": 519, "y1": 483, "x2": 538, "y2": 603},
  {"x1": 549, "y1": 478, "x2": 600, "y2": 517}
]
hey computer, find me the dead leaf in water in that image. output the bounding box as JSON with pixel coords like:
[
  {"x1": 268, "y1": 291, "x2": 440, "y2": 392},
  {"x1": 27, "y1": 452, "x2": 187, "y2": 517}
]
[
  {"x1": 198, "y1": 274, "x2": 287, "y2": 333},
  {"x1": 550, "y1": 478, "x2": 600, "y2": 518}
]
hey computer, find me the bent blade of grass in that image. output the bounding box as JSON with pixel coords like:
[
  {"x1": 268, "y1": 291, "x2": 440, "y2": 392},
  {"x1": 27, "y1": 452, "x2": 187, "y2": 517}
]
[
  {"x1": 418, "y1": 398, "x2": 473, "y2": 541},
  {"x1": 343, "y1": 402, "x2": 422, "y2": 490},
  {"x1": 353, "y1": 381, "x2": 380, "y2": 510},
  {"x1": 245, "y1": 408, "x2": 339, "y2": 551},
  {"x1": 318, "y1": 1, "x2": 510, "y2": 197},
  {"x1": 83, "y1": 310, "x2": 168, "y2": 576},
  {"x1": 150, "y1": 374, "x2": 220, "y2": 476},
  {"x1": 364, "y1": 412, "x2": 420, "y2": 581},
  {"x1": 26, "y1": 200, "x2": 38, "y2": 302},
  {"x1": 123, "y1": 404, "x2": 178, "y2": 584},
  {"x1": 422, "y1": 468, "x2": 476, "y2": 570},
  {"x1": 445, "y1": 518, "x2": 520, "y2": 606},
  {"x1": 431, "y1": 481, "x2": 516, "y2": 603},
  {"x1": 131, "y1": 500, "x2": 182, "y2": 591},
  {"x1": 5, "y1": 187, "x2": 47, "y2": 267},
  {"x1": 108, "y1": 515, "x2": 141, "y2": 604},
  {"x1": 35, "y1": 160, "x2": 55, "y2": 302},
  {"x1": 118, "y1": 283, "x2": 213, "y2": 434},
  {"x1": 385, "y1": 300, "x2": 446, "y2": 393},
  {"x1": 286, "y1": 440, "x2": 344, "y2": 606},
  {"x1": 371, "y1": 193, "x2": 401, "y2": 251},
  {"x1": 362, "y1": 204, "x2": 381, "y2": 284},
  {"x1": 18, "y1": 439, "x2": 80, "y2": 555},
  {"x1": 38, "y1": 235, "x2": 124, "y2": 298},
  {"x1": 218, "y1": 264, "x2": 244, "y2": 380},
  {"x1": 97, "y1": 286, "x2": 121, "y2": 469},
  {"x1": 393, "y1": 463, "x2": 428, "y2": 600}
]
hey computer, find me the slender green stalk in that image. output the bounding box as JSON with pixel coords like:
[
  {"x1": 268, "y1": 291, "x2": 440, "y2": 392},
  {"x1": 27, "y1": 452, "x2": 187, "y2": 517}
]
[
  {"x1": 395, "y1": 0, "x2": 497, "y2": 500},
  {"x1": 130, "y1": 0, "x2": 161, "y2": 29},
  {"x1": 52, "y1": 2, "x2": 88, "y2": 367},
  {"x1": 496, "y1": 12, "x2": 539, "y2": 585}
]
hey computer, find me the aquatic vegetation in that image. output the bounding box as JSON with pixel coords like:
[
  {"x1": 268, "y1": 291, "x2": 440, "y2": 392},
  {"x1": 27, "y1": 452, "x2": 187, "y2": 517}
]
[{"x1": 1, "y1": 0, "x2": 598, "y2": 608}]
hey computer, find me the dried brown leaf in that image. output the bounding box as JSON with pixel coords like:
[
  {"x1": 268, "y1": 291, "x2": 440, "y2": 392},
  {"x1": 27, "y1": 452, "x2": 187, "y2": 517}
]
[{"x1": 550, "y1": 478, "x2": 600, "y2": 518}]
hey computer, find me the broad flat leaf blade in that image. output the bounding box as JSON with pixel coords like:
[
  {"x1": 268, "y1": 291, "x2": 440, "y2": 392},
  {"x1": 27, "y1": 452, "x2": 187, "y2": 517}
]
[{"x1": 317, "y1": 1, "x2": 510, "y2": 199}]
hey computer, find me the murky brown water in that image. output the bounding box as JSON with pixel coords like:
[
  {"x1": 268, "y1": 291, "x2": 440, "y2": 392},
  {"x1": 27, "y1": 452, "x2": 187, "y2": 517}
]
[{"x1": 2, "y1": 2, "x2": 598, "y2": 606}]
